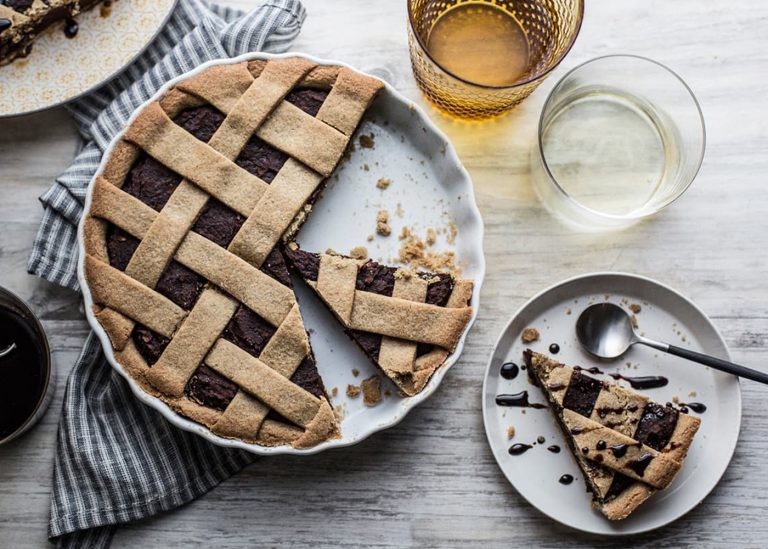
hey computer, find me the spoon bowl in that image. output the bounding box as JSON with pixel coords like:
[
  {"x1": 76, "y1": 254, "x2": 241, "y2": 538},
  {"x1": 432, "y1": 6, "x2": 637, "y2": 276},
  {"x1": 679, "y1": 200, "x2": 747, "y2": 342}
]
[{"x1": 575, "y1": 303, "x2": 636, "y2": 359}]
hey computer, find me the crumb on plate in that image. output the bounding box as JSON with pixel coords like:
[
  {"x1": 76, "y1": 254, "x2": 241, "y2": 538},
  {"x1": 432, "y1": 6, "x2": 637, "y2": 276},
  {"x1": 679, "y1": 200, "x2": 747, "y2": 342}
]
[
  {"x1": 362, "y1": 375, "x2": 382, "y2": 407},
  {"x1": 521, "y1": 328, "x2": 540, "y2": 343}
]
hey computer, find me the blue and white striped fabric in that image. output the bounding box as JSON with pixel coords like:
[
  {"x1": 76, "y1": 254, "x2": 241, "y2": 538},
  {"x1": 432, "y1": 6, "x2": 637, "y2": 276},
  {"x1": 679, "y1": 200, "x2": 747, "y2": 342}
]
[{"x1": 26, "y1": 1, "x2": 306, "y2": 547}]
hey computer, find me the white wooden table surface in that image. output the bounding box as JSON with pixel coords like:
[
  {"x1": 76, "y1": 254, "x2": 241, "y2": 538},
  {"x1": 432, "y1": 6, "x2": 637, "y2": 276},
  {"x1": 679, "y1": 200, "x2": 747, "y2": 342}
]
[{"x1": 1, "y1": 1, "x2": 767, "y2": 547}]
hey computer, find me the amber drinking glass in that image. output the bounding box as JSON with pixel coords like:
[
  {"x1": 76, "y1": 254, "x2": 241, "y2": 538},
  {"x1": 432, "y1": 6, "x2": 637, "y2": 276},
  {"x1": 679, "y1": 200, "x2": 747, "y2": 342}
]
[{"x1": 407, "y1": 0, "x2": 584, "y2": 120}]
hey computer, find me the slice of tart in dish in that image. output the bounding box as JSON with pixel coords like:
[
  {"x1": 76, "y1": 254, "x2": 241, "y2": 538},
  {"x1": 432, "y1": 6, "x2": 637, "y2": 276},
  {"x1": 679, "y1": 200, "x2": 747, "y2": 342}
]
[
  {"x1": 524, "y1": 350, "x2": 701, "y2": 520},
  {"x1": 284, "y1": 245, "x2": 473, "y2": 396}
]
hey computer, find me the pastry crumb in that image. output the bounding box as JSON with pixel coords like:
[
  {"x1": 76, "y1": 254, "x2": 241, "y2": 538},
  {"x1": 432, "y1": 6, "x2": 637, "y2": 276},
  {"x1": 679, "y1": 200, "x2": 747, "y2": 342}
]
[
  {"x1": 426, "y1": 228, "x2": 437, "y2": 246},
  {"x1": 331, "y1": 387, "x2": 338, "y2": 397},
  {"x1": 362, "y1": 375, "x2": 382, "y2": 407},
  {"x1": 395, "y1": 203, "x2": 404, "y2": 217},
  {"x1": 507, "y1": 425, "x2": 516, "y2": 440},
  {"x1": 688, "y1": 391, "x2": 697, "y2": 398},
  {"x1": 566, "y1": 308, "x2": 572, "y2": 315},
  {"x1": 352, "y1": 368, "x2": 360, "y2": 377},
  {"x1": 349, "y1": 246, "x2": 368, "y2": 260},
  {"x1": 630, "y1": 314, "x2": 639, "y2": 329},
  {"x1": 376, "y1": 210, "x2": 392, "y2": 236},
  {"x1": 447, "y1": 221, "x2": 458, "y2": 245},
  {"x1": 366, "y1": 234, "x2": 374, "y2": 242},
  {"x1": 334, "y1": 404, "x2": 345, "y2": 420},
  {"x1": 359, "y1": 134, "x2": 375, "y2": 149},
  {"x1": 672, "y1": 396, "x2": 679, "y2": 404},
  {"x1": 521, "y1": 328, "x2": 540, "y2": 343},
  {"x1": 397, "y1": 226, "x2": 458, "y2": 273},
  {"x1": 629, "y1": 303, "x2": 642, "y2": 314},
  {"x1": 376, "y1": 177, "x2": 391, "y2": 190},
  {"x1": 346, "y1": 384, "x2": 361, "y2": 398},
  {"x1": 363, "y1": 163, "x2": 370, "y2": 171}
]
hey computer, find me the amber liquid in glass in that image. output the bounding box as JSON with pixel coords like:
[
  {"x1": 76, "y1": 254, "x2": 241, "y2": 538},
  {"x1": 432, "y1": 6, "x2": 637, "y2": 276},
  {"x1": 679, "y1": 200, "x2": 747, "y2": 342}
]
[{"x1": 426, "y1": 3, "x2": 533, "y2": 87}]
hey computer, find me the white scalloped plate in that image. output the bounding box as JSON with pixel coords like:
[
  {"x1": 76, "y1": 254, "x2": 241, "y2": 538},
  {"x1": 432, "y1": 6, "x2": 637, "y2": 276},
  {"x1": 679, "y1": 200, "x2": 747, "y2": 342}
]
[
  {"x1": 482, "y1": 273, "x2": 741, "y2": 535},
  {"x1": 77, "y1": 52, "x2": 485, "y2": 456},
  {"x1": 0, "y1": 0, "x2": 177, "y2": 117}
]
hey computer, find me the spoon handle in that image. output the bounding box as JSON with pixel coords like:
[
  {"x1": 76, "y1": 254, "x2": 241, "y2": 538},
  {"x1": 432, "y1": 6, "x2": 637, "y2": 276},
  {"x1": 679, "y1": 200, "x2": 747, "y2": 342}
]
[{"x1": 667, "y1": 344, "x2": 768, "y2": 385}]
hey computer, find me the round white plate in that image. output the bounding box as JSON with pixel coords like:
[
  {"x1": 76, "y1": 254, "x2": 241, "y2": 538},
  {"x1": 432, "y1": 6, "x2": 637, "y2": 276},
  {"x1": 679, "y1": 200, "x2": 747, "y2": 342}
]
[
  {"x1": 482, "y1": 272, "x2": 741, "y2": 535},
  {"x1": 0, "y1": 0, "x2": 177, "y2": 117},
  {"x1": 77, "y1": 52, "x2": 485, "y2": 456}
]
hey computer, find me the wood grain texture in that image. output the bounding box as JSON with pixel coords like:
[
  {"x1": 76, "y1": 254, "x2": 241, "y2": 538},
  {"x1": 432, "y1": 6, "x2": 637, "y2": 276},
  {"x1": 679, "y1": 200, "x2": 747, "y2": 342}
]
[{"x1": 1, "y1": 0, "x2": 767, "y2": 547}]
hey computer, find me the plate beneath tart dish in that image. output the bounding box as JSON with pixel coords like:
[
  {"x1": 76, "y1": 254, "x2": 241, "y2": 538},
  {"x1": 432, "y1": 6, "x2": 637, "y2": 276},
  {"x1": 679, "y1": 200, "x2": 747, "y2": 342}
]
[
  {"x1": 482, "y1": 272, "x2": 741, "y2": 535},
  {"x1": 0, "y1": 0, "x2": 177, "y2": 118},
  {"x1": 77, "y1": 52, "x2": 485, "y2": 455}
]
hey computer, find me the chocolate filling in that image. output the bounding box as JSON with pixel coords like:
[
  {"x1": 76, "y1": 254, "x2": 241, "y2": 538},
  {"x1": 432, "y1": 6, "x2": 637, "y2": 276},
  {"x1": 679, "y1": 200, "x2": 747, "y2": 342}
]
[
  {"x1": 285, "y1": 88, "x2": 329, "y2": 117},
  {"x1": 185, "y1": 364, "x2": 239, "y2": 411},
  {"x1": 155, "y1": 262, "x2": 205, "y2": 310},
  {"x1": 222, "y1": 306, "x2": 276, "y2": 359},
  {"x1": 633, "y1": 402, "x2": 679, "y2": 451},
  {"x1": 562, "y1": 370, "x2": 603, "y2": 418},
  {"x1": 235, "y1": 136, "x2": 289, "y2": 183},
  {"x1": 191, "y1": 199, "x2": 246, "y2": 248},
  {"x1": 133, "y1": 326, "x2": 169, "y2": 365},
  {"x1": 107, "y1": 228, "x2": 139, "y2": 271}
]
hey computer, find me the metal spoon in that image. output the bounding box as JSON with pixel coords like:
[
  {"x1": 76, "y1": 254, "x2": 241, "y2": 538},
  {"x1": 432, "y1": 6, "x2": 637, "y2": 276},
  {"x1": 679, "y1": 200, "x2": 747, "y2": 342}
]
[{"x1": 576, "y1": 303, "x2": 768, "y2": 384}]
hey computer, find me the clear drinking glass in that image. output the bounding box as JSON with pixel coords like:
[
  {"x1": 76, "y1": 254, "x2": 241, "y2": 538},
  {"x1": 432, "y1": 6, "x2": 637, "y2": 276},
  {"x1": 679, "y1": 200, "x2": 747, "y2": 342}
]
[
  {"x1": 407, "y1": 0, "x2": 584, "y2": 120},
  {"x1": 531, "y1": 55, "x2": 706, "y2": 230}
]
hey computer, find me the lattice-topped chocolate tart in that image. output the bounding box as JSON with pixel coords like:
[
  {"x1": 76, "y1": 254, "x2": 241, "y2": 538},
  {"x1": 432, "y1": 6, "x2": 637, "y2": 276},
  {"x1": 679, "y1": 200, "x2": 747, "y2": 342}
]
[
  {"x1": 0, "y1": 0, "x2": 106, "y2": 65},
  {"x1": 82, "y1": 57, "x2": 474, "y2": 449},
  {"x1": 525, "y1": 350, "x2": 700, "y2": 520},
  {"x1": 83, "y1": 58, "x2": 385, "y2": 448}
]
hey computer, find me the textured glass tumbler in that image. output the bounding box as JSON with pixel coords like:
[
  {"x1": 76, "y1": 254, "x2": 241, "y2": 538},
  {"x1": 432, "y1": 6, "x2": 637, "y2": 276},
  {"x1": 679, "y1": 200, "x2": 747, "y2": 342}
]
[
  {"x1": 407, "y1": 0, "x2": 584, "y2": 120},
  {"x1": 531, "y1": 55, "x2": 706, "y2": 230}
]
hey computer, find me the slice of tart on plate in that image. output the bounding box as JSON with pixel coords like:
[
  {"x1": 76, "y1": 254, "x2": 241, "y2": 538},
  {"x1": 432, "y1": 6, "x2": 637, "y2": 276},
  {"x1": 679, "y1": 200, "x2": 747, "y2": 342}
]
[
  {"x1": 524, "y1": 350, "x2": 701, "y2": 520},
  {"x1": 284, "y1": 245, "x2": 473, "y2": 396}
]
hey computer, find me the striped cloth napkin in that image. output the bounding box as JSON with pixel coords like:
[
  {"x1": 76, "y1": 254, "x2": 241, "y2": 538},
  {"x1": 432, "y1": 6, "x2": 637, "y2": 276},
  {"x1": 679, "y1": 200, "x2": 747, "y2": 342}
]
[{"x1": 26, "y1": 1, "x2": 306, "y2": 547}]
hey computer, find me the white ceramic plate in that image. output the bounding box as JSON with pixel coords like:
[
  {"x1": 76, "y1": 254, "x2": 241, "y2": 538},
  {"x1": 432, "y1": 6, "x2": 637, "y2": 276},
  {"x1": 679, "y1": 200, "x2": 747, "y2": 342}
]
[
  {"x1": 77, "y1": 52, "x2": 485, "y2": 456},
  {"x1": 482, "y1": 273, "x2": 741, "y2": 535},
  {"x1": 0, "y1": 0, "x2": 177, "y2": 117}
]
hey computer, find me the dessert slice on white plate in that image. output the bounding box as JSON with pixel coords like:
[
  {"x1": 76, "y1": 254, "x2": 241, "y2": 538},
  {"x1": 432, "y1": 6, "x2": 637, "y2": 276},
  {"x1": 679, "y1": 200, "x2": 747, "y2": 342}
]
[{"x1": 525, "y1": 350, "x2": 701, "y2": 520}]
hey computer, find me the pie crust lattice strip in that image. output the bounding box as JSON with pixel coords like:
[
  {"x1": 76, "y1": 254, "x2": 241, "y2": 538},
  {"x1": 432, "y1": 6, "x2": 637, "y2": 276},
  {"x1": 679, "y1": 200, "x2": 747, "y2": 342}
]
[
  {"x1": 525, "y1": 350, "x2": 701, "y2": 520},
  {"x1": 83, "y1": 57, "x2": 384, "y2": 448}
]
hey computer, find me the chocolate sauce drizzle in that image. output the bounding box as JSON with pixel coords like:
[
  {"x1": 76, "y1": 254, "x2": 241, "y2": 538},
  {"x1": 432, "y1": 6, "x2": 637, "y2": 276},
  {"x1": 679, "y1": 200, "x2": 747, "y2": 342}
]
[
  {"x1": 500, "y1": 361, "x2": 519, "y2": 380},
  {"x1": 508, "y1": 443, "x2": 533, "y2": 456},
  {"x1": 558, "y1": 474, "x2": 574, "y2": 485},
  {"x1": 679, "y1": 402, "x2": 707, "y2": 413},
  {"x1": 609, "y1": 373, "x2": 669, "y2": 390},
  {"x1": 0, "y1": 18, "x2": 11, "y2": 34},
  {"x1": 495, "y1": 391, "x2": 547, "y2": 409},
  {"x1": 610, "y1": 443, "x2": 629, "y2": 458},
  {"x1": 547, "y1": 445, "x2": 561, "y2": 453},
  {"x1": 573, "y1": 365, "x2": 604, "y2": 375},
  {"x1": 629, "y1": 453, "x2": 654, "y2": 476},
  {"x1": 596, "y1": 440, "x2": 607, "y2": 451},
  {"x1": 548, "y1": 343, "x2": 560, "y2": 354},
  {"x1": 64, "y1": 18, "x2": 78, "y2": 38}
]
